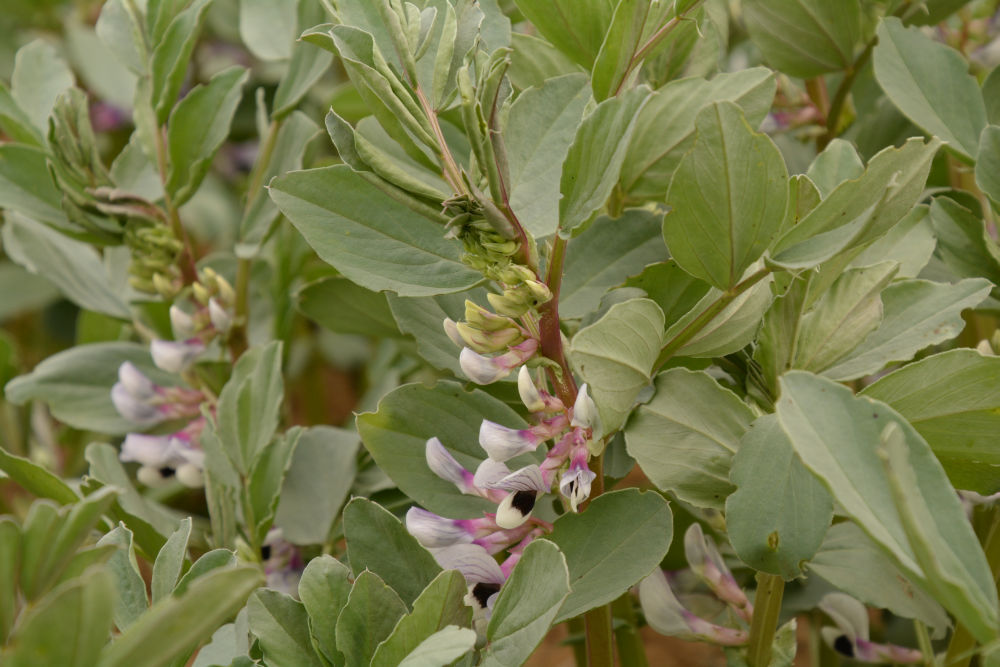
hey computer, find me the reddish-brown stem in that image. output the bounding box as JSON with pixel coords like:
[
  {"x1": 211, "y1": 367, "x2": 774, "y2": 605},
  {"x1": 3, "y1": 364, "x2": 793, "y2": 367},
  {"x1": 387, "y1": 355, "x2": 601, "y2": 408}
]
[{"x1": 539, "y1": 235, "x2": 577, "y2": 406}]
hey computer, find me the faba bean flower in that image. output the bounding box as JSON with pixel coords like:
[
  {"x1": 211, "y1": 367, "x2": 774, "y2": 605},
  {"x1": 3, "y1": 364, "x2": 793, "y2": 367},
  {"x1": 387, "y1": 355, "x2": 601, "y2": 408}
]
[{"x1": 819, "y1": 593, "x2": 922, "y2": 663}]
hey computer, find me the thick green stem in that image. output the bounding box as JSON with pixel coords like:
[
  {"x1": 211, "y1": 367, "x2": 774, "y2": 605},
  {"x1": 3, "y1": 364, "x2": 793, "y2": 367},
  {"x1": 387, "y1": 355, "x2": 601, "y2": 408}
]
[
  {"x1": 612, "y1": 593, "x2": 649, "y2": 667},
  {"x1": 946, "y1": 506, "x2": 1000, "y2": 666},
  {"x1": 584, "y1": 603, "x2": 615, "y2": 667},
  {"x1": 654, "y1": 267, "x2": 771, "y2": 371},
  {"x1": 746, "y1": 573, "x2": 785, "y2": 667},
  {"x1": 914, "y1": 620, "x2": 937, "y2": 667}
]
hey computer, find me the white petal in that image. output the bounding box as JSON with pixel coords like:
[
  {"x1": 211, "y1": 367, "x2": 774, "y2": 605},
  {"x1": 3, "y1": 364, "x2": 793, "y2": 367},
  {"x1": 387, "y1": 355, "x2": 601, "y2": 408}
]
[
  {"x1": 571, "y1": 383, "x2": 599, "y2": 430},
  {"x1": 169, "y1": 306, "x2": 196, "y2": 339},
  {"x1": 208, "y1": 298, "x2": 232, "y2": 332},
  {"x1": 473, "y1": 458, "x2": 511, "y2": 489},
  {"x1": 638, "y1": 570, "x2": 691, "y2": 637},
  {"x1": 120, "y1": 433, "x2": 174, "y2": 466},
  {"x1": 136, "y1": 465, "x2": 174, "y2": 488},
  {"x1": 442, "y1": 318, "x2": 464, "y2": 347},
  {"x1": 118, "y1": 362, "x2": 155, "y2": 399},
  {"x1": 478, "y1": 420, "x2": 540, "y2": 461},
  {"x1": 175, "y1": 463, "x2": 204, "y2": 488},
  {"x1": 493, "y1": 465, "x2": 547, "y2": 493},
  {"x1": 425, "y1": 437, "x2": 470, "y2": 489},
  {"x1": 559, "y1": 466, "x2": 596, "y2": 512},
  {"x1": 818, "y1": 592, "x2": 869, "y2": 641},
  {"x1": 517, "y1": 366, "x2": 546, "y2": 412},
  {"x1": 495, "y1": 490, "x2": 535, "y2": 529},
  {"x1": 459, "y1": 348, "x2": 510, "y2": 384},
  {"x1": 431, "y1": 543, "x2": 505, "y2": 584},
  {"x1": 151, "y1": 340, "x2": 204, "y2": 373},
  {"x1": 111, "y1": 384, "x2": 161, "y2": 425},
  {"x1": 405, "y1": 507, "x2": 473, "y2": 548}
]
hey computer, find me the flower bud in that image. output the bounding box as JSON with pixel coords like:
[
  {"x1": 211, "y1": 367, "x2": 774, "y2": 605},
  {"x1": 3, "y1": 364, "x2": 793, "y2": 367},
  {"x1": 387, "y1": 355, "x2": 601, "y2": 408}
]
[
  {"x1": 524, "y1": 280, "x2": 552, "y2": 304},
  {"x1": 464, "y1": 300, "x2": 516, "y2": 332},
  {"x1": 487, "y1": 291, "x2": 530, "y2": 318},
  {"x1": 192, "y1": 282, "x2": 211, "y2": 305},
  {"x1": 460, "y1": 348, "x2": 512, "y2": 384},
  {"x1": 442, "y1": 318, "x2": 465, "y2": 347},
  {"x1": 517, "y1": 366, "x2": 546, "y2": 413},
  {"x1": 456, "y1": 322, "x2": 522, "y2": 354},
  {"x1": 571, "y1": 384, "x2": 599, "y2": 431},
  {"x1": 208, "y1": 298, "x2": 232, "y2": 333},
  {"x1": 170, "y1": 306, "x2": 196, "y2": 340},
  {"x1": 405, "y1": 507, "x2": 475, "y2": 548},
  {"x1": 151, "y1": 339, "x2": 205, "y2": 374},
  {"x1": 426, "y1": 437, "x2": 475, "y2": 494}
]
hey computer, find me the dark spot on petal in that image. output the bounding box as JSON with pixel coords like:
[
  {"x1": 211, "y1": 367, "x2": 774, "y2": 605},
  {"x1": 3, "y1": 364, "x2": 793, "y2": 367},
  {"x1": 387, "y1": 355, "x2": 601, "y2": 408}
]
[
  {"x1": 260, "y1": 545, "x2": 272, "y2": 560},
  {"x1": 512, "y1": 490, "x2": 537, "y2": 515},
  {"x1": 472, "y1": 582, "x2": 501, "y2": 608},
  {"x1": 833, "y1": 635, "x2": 854, "y2": 658},
  {"x1": 159, "y1": 467, "x2": 176, "y2": 478},
  {"x1": 873, "y1": 413, "x2": 878, "y2": 419}
]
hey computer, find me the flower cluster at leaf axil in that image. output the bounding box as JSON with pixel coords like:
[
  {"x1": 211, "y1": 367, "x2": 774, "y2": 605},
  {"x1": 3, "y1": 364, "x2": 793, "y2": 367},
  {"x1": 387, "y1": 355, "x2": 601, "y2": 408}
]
[
  {"x1": 110, "y1": 269, "x2": 237, "y2": 488},
  {"x1": 406, "y1": 365, "x2": 599, "y2": 621}
]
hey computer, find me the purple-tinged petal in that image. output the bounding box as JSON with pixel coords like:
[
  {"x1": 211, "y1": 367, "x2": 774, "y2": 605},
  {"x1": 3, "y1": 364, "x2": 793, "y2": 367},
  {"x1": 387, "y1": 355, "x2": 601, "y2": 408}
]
[
  {"x1": 431, "y1": 543, "x2": 505, "y2": 585},
  {"x1": 559, "y1": 461, "x2": 596, "y2": 512},
  {"x1": 479, "y1": 420, "x2": 542, "y2": 461},
  {"x1": 426, "y1": 437, "x2": 475, "y2": 492},
  {"x1": 684, "y1": 524, "x2": 751, "y2": 620},
  {"x1": 406, "y1": 507, "x2": 475, "y2": 548}
]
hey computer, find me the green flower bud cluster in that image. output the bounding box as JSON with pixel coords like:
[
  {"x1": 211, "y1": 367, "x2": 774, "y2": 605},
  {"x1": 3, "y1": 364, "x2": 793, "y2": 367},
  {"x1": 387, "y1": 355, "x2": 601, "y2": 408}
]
[
  {"x1": 124, "y1": 222, "x2": 183, "y2": 297},
  {"x1": 453, "y1": 300, "x2": 525, "y2": 354},
  {"x1": 192, "y1": 267, "x2": 236, "y2": 308}
]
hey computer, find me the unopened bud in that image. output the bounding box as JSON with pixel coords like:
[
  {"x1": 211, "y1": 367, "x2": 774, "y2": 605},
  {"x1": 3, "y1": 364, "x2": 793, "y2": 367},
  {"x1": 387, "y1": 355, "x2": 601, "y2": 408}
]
[
  {"x1": 498, "y1": 264, "x2": 536, "y2": 285},
  {"x1": 192, "y1": 282, "x2": 211, "y2": 305},
  {"x1": 465, "y1": 300, "x2": 516, "y2": 332},
  {"x1": 524, "y1": 280, "x2": 552, "y2": 304},
  {"x1": 487, "y1": 291, "x2": 530, "y2": 318},
  {"x1": 456, "y1": 322, "x2": 522, "y2": 353},
  {"x1": 517, "y1": 366, "x2": 546, "y2": 413},
  {"x1": 153, "y1": 273, "x2": 178, "y2": 298}
]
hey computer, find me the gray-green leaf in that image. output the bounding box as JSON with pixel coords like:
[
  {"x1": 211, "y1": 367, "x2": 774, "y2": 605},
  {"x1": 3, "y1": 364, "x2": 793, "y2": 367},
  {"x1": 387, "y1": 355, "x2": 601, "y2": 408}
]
[
  {"x1": 625, "y1": 368, "x2": 754, "y2": 509},
  {"x1": 664, "y1": 101, "x2": 788, "y2": 290}
]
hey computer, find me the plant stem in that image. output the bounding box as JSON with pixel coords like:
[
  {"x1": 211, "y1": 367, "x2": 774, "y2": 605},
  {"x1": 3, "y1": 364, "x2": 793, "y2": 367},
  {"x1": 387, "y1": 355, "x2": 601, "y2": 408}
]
[
  {"x1": 228, "y1": 118, "x2": 283, "y2": 359},
  {"x1": 654, "y1": 267, "x2": 771, "y2": 371},
  {"x1": 614, "y1": 0, "x2": 707, "y2": 95},
  {"x1": 612, "y1": 593, "x2": 649, "y2": 667},
  {"x1": 914, "y1": 620, "x2": 937, "y2": 667},
  {"x1": 152, "y1": 125, "x2": 199, "y2": 285},
  {"x1": 944, "y1": 506, "x2": 1000, "y2": 666},
  {"x1": 568, "y1": 617, "x2": 588, "y2": 666},
  {"x1": 584, "y1": 602, "x2": 615, "y2": 667},
  {"x1": 539, "y1": 235, "x2": 578, "y2": 406},
  {"x1": 745, "y1": 573, "x2": 785, "y2": 667},
  {"x1": 817, "y1": 40, "x2": 875, "y2": 151}
]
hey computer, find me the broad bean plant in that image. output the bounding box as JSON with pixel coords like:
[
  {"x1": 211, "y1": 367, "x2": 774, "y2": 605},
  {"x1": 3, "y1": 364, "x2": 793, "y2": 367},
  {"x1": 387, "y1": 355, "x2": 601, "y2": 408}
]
[{"x1": 1, "y1": 0, "x2": 1000, "y2": 665}]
